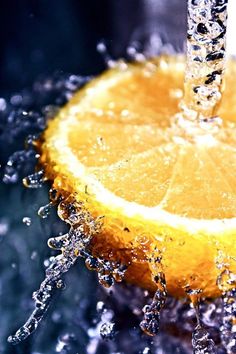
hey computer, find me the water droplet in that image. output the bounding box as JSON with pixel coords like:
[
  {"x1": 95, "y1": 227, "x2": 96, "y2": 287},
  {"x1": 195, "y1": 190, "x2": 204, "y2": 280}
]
[
  {"x1": 31, "y1": 251, "x2": 38, "y2": 260},
  {"x1": 48, "y1": 234, "x2": 68, "y2": 250},
  {"x1": 0, "y1": 97, "x2": 7, "y2": 111},
  {"x1": 3, "y1": 149, "x2": 38, "y2": 184},
  {"x1": 85, "y1": 256, "x2": 99, "y2": 271},
  {"x1": 25, "y1": 134, "x2": 39, "y2": 149},
  {"x1": 99, "y1": 321, "x2": 116, "y2": 340},
  {"x1": 96, "y1": 40, "x2": 116, "y2": 68},
  {"x1": 23, "y1": 170, "x2": 45, "y2": 188},
  {"x1": 142, "y1": 347, "x2": 152, "y2": 354},
  {"x1": 98, "y1": 273, "x2": 114, "y2": 288},
  {"x1": 96, "y1": 301, "x2": 105, "y2": 314},
  {"x1": 140, "y1": 272, "x2": 167, "y2": 336},
  {"x1": 22, "y1": 217, "x2": 31, "y2": 226},
  {"x1": 192, "y1": 325, "x2": 216, "y2": 354},
  {"x1": 0, "y1": 219, "x2": 9, "y2": 237},
  {"x1": 38, "y1": 202, "x2": 53, "y2": 218},
  {"x1": 56, "y1": 279, "x2": 66, "y2": 290}
]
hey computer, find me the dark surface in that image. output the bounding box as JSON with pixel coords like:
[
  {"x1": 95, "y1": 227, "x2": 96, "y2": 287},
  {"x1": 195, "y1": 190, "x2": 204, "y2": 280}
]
[{"x1": 0, "y1": 2, "x2": 189, "y2": 353}]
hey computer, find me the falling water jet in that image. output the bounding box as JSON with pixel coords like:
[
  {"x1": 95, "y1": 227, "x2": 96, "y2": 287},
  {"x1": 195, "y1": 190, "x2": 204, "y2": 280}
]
[{"x1": 181, "y1": 0, "x2": 229, "y2": 120}]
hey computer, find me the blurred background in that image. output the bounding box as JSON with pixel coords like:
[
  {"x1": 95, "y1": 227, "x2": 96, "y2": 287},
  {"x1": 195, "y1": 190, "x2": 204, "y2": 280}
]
[
  {"x1": 0, "y1": 1, "x2": 229, "y2": 353},
  {"x1": 0, "y1": 0, "x2": 187, "y2": 95}
]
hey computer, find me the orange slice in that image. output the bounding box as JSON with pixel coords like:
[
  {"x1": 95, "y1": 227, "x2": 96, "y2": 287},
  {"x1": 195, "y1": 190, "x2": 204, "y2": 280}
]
[{"x1": 41, "y1": 56, "x2": 236, "y2": 297}]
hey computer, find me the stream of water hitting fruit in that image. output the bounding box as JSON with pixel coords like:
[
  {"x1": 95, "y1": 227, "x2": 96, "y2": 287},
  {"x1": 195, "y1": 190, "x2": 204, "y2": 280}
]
[
  {"x1": 6, "y1": 1, "x2": 236, "y2": 353},
  {"x1": 182, "y1": 0, "x2": 228, "y2": 121}
]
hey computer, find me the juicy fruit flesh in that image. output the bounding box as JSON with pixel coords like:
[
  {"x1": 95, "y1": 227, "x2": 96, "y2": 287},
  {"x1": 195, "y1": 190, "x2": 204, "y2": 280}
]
[
  {"x1": 64, "y1": 59, "x2": 236, "y2": 218},
  {"x1": 41, "y1": 56, "x2": 236, "y2": 297}
]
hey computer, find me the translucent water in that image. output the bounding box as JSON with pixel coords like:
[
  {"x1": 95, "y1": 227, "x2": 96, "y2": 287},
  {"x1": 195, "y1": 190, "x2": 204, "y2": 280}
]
[
  {"x1": 140, "y1": 272, "x2": 167, "y2": 336},
  {"x1": 183, "y1": 0, "x2": 228, "y2": 119},
  {"x1": 8, "y1": 197, "x2": 128, "y2": 345}
]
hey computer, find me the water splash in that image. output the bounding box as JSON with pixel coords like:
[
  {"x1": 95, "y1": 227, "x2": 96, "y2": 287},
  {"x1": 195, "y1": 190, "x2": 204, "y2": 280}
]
[
  {"x1": 1, "y1": 73, "x2": 90, "y2": 187},
  {"x1": 8, "y1": 203, "x2": 100, "y2": 344},
  {"x1": 3, "y1": 149, "x2": 38, "y2": 184},
  {"x1": 1, "y1": 5, "x2": 235, "y2": 351},
  {"x1": 8, "y1": 198, "x2": 128, "y2": 344}
]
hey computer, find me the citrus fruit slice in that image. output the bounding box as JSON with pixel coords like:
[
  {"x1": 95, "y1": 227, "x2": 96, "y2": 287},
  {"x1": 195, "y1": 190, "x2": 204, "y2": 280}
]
[{"x1": 41, "y1": 56, "x2": 236, "y2": 297}]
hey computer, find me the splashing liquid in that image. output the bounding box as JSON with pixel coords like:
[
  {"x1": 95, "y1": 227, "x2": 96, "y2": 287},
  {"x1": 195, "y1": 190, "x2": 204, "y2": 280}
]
[
  {"x1": 8, "y1": 200, "x2": 100, "y2": 344},
  {"x1": 5, "y1": 0, "x2": 236, "y2": 353},
  {"x1": 8, "y1": 198, "x2": 128, "y2": 344}
]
